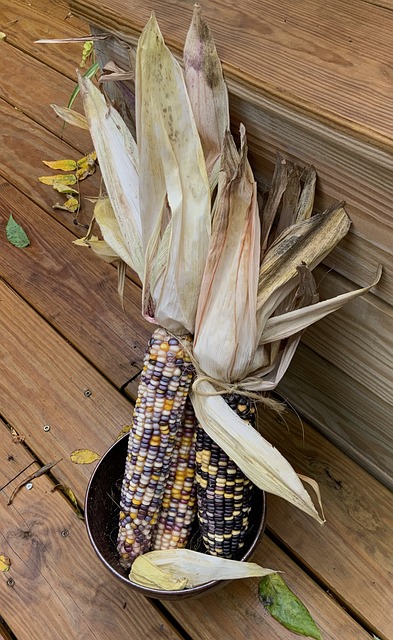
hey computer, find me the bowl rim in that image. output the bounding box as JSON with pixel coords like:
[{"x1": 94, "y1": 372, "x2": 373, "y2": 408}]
[{"x1": 85, "y1": 434, "x2": 267, "y2": 599}]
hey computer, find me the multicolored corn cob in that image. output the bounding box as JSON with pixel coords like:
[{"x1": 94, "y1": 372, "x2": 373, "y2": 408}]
[
  {"x1": 117, "y1": 327, "x2": 193, "y2": 568},
  {"x1": 152, "y1": 398, "x2": 197, "y2": 550},
  {"x1": 195, "y1": 394, "x2": 256, "y2": 558}
]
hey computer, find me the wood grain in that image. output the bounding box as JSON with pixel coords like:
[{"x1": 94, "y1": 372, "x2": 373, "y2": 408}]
[
  {"x1": 0, "y1": 280, "x2": 136, "y2": 498},
  {"x1": 0, "y1": 0, "x2": 88, "y2": 80},
  {"x1": 0, "y1": 41, "x2": 93, "y2": 154},
  {"x1": 163, "y1": 536, "x2": 372, "y2": 640},
  {"x1": 0, "y1": 179, "x2": 151, "y2": 390},
  {"x1": 68, "y1": 0, "x2": 393, "y2": 147},
  {"x1": 303, "y1": 266, "x2": 393, "y2": 406},
  {"x1": 277, "y1": 344, "x2": 393, "y2": 488},
  {"x1": 259, "y1": 404, "x2": 393, "y2": 638},
  {"x1": 0, "y1": 97, "x2": 98, "y2": 230},
  {"x1": 0, "y1": 424, "x2": 183, "y2": 640}
]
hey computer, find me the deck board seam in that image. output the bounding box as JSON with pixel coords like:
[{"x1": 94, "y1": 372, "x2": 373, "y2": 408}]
[
  {"x1": 0, "y1": 277, "x2": 136, "y2": 395},
  {"x1": 265, "y1": 527, "x2": 386, "y2": 639}
]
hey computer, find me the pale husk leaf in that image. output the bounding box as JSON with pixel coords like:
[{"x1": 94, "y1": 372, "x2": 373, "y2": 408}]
[
  {"x1": 51, "y1": 104, "x2": 89, "y2": 129},
  {"x1": 257, "y1": 204, "x2": 351, "y2": 337},
  {"x1": 259, "y1": 266, "x2": 382, "y2": 344},
  {"x1": 77, "y1": 75, "x2": 144, "y2": 279},
  {"x1": 73, "y1": 234, "x2": 119, "y2": 263},
  {"x1": 194, "y1": 128, "x2": 260, "y2": 382},
  {"x1": 93, "y1": 198, "x2": 135, "y2": 269},
  {"x1": 296, "y1": 166, "x2": 317, "y2": 221},
  {"x1": 246, "y1": 334, "x2": 301, "y2": 388},
  {"x1": 183, "y1": 4, "x2": 229, "y2": 187},
  {"x1": 130, "y1": 549, "x2": 275, "y2": 589},
  {"x1": 191, "y1": 379, "x2": 324, "y2": 522},
  {"x1": 137, "y1": 14, "x2": 210, "y2": 334}
]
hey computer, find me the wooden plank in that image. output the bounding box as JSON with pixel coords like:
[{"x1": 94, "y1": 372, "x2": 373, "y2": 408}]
[
  {"x1": 1, "y1": 281, "x2": 391, "y2": 637},
  {"x1": 0, "y1": 178, "x2": 151, "y2": 391},
  {"x1": 322, "y1": 233, "x2": 393, "y2": 307},
  {"x1": 0, "y1": 0, "x2": 87, "y2": 80},
  {"x1": 163, "y1": 536, "x2": 372, "y2": 640},
  {"x1": 302, "y1": 266, "x2": 393, "y2": 406},
  {"x1": 260, "y1": 397, "x2": 393, "y2": 638},
  {"x1": 26, "y1": 0, "x2": 87, "y2": 25},
  {"x1": 0, "y1": 40, "x2": 93, "y2": 154},
  {"x1": 277, "y1": 343, "x2": 393, "y2": 488},
  {"x1": 0, "y1": 424, "x2": 183, "y2": 640},
  {"x1": 68, "y1": 0, "x2": 393, "y2": 149},
  {"x1": 0, "y1": 280, "x2": 136, "y2": 498},
  {"x1": 0, "y1": 97, "x2": 98, "y2": 230}
]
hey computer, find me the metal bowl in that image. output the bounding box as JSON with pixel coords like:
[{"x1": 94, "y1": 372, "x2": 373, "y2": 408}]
[{"x1": 85, "y1": 434, "x2": 267, "y2": 600}]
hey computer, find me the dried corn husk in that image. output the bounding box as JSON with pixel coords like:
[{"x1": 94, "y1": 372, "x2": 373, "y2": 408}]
[
  {"x1": 183, "y1": 4, "x2": 229, "y2": 188},
  {"x1": 93, "y1": 198, "x2": 134, "y2": 269},
  {"x1": 194, "y1": 127, "x2": 260, "y2": 382},
  {"x1": 70, "y1": 10, "x2": 382, "y2": 530},
  {"x1": 50, "y1": 104, "x2": 89, "y2": 130},
  {"x1": 130, "y1": 549, "x2": 275, "y2": 589},
  {"x1": 259, "y1": 265, "x2": 382, "y2": 344},
  {"x1": 137, "y1": 14, "x2": 211, "y2": 335},
  {"x1": 77, "y1": 75, "x2": 143, "y2": 279},
  {"x1": 73, "y1": 228, "x2": 127, "y2": 304},
  {"x1": 257, "y1": 203, "x2": 351, "y2": 336}
]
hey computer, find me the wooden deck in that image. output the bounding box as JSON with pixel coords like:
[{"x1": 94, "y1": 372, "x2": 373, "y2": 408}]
[{"x1": 0, "y1": 1, "x2": 392, "y2": 638}]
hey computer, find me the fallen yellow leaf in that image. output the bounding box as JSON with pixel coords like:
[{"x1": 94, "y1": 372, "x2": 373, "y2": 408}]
[
  {"x1": 116, "y1": 425, "x2": 131, "y2": 441},
  {"x1": 70, "y1": 449, "x2": 100, "y2": 464},
  {"x1": 53, "y1": 197, "x2": 80, "y2": 213},
  {"x1": 39, "y1": 174, "x2": 77, "y2": 186},
  {"x1": 42, "y1": 159, "x2": 77, "y2": 171},
  {"x1": 52, "y1": 181, "x2": 79, "y2": 195},
  {"x1": 77, "y1": 151, "x2": 97, "y2": 167},
  {"x1": 0, "y1": 555, "x2": 11, "y2": 572}
]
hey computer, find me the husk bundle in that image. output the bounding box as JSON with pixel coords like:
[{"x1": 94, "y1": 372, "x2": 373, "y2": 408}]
[{"x1": 58, "y1": 6, "x2": 382, "y2": 585}]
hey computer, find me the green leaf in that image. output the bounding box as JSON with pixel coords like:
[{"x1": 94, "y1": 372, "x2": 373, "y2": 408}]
[
  {"x1": 80, "y1": 40, "x2": 94, "y2": 67},
  {"x1": 68, "y1": 61, "x2": 100, "y2": 109},
  {"x1": 6, "y1": 214, "x2": 30, "y2": 248},
  {"x1": 259, "y1": 574, "x2": 322, "y2": 639}
]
